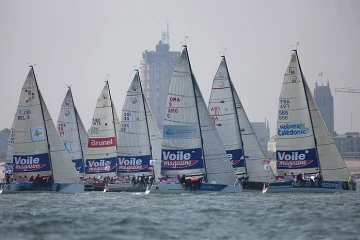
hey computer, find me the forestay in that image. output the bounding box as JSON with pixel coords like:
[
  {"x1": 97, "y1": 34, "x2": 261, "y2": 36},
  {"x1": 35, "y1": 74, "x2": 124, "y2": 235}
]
[
  {"x1": 117, "y1": 71, "x2": 153, "y2": 176},
  {"x1": 276, "y1": 52, "x2": 319, "y2": 175},
  {"x1": 85, "y1": 82, "x2": 117, "y2": 177},
  {"x1": 57, "y1": 88, "x2": 88, "y2": 174},
  {"x1": 161, "y1": 49, "x2": 205, "y2": 177}
]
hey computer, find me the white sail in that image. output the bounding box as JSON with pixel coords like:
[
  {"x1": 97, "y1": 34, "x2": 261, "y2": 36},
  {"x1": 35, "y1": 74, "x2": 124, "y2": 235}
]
[
  {"x1": 209, "y1": 57, "x2": 275, "y2": 182},
  {"x1": 233, "y1": 88, "x2": 276, "y2": 182},
  {"x1": 193, "y1": 78, "x2": 237, "y2": 185},
  {"x1": 85, "y1": 82, "x2": 117, "y2": 177},
  {"x1": 74, "y1": 107, "x2": 88, "y2": 164},
  {"x1": 304, "y1": 80, "x2": 351, "y2": 181},
  {"x1": 40, "y1": 91, "x2": 79, "y2": 183},
  {"x1": 276, "y1": 52, "x2": 319, "y2": 176},
  {"x1": 13, "y1": 68, "x2": 79, "y2": 183},
  {"x1": 57, "y1": 88, "x2": 88, "y2": 174},
  {"x1": 208, "y1": 59, "x2": 244, "y2": 174},
  {"x1": 161, "y1": 49, "x2": 205, "y2": 177},
  {"x1": 6, "y1": 115, "x2": 16, "y2": 164},
  {"x1": 116, "y1": 72, "x2": 154, "y2": 176},
  {"x1": 145, "y1": 98, "x2": 162, "y2": 179}
]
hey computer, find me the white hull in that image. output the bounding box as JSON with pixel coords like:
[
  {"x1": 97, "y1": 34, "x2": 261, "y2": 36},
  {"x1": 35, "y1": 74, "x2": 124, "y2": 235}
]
[
  {"x1": 104, "y1": 182, "x2": 147, "y2": 193},
  {"x1": 145, "y1": 183, "x2": 242, "y2": 194},
  {"x1": 0, "y1": 183, "x2": 84, "y2": 194}
]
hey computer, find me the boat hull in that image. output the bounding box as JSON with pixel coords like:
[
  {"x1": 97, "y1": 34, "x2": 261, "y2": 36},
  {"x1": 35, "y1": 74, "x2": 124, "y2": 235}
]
[
  {"x1": 265, "y1": 180, "x2": 356, "y2": 193},
  {"x1": 242, "y1": 181, "x2": 268, "y2": 192},
  {"x1": 145, "y1": 183, "x2": 242, "y2": 194},
  {"x1": 104, "y1": 183, "x2": 147, "y2": 193},
  {"x1": 0, "y1": 183, "x2": 84, "y2": 194},
  {"x1": 84, "y1": 183, "x2": 106, "y2": 191}
]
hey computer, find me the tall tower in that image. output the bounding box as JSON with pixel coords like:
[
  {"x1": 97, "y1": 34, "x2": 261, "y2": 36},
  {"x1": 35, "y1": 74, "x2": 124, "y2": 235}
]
[
  {"x1": 140, "y1": 26, "x2": 180, "y2": 133},
  {"x1": 314, "y1": 76, "x2": 335, "y2": 136}
]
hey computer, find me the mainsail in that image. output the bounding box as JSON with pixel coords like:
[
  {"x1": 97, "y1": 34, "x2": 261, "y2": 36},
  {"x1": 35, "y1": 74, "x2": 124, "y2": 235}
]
[
  {"x1": 13, "y1": 67, "x2": 79, "y2": 183},
  {"x1": 162, "y1": 47, "x2": 237, "y2": 185},
  {"x1": 85, "y1": 81, "x2": 117, "y2": 177},
  {"x1": 276, "y1": 51, "x2": 351, "y2": 182},
  {"x1": 57, "y1": 87, "x2": 88, "y2": 174},
  {"x1": 116, "y1": 71, "x2": 155, "y2": 176},
  {"x1": 209, "y1": 57, "x2": 276, "y2": 182}
]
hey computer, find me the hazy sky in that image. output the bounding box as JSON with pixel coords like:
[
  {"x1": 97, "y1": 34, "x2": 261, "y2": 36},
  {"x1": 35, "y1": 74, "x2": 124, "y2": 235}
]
[{"x1": 1, "y1": 0, "x2": 359, "y2": 136}]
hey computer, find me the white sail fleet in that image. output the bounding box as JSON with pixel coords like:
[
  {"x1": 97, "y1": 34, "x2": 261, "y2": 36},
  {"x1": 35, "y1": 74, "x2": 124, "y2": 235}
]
[{"x1": 0, "y1": 46, "x2": 356, "y2": 194}]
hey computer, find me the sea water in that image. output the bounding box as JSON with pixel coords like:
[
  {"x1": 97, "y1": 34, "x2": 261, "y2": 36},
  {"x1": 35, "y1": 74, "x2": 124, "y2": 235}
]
[{"x1": 0, "y1": 185, "x2": 360, "y2": 240}]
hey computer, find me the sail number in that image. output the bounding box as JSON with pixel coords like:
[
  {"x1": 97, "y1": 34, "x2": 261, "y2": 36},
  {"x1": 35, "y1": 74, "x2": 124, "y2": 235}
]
[
  {"x1": 278, "y1": 110, "x2": 288, "y2": 120},
  {"x1": 121, "y1": 123, "x2": 129, "y2": 132},
  {"x1": 123, "y1": 112, "x2": 131, "y2": 121}
]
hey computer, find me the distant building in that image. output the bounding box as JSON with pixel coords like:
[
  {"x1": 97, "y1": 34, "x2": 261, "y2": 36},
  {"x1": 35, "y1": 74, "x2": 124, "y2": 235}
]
[
  {"x1": 250, "y1": 120, "x2": 270, "y2": 152},
  {"x1": 333, "y1": 132, "x2": 360, "y2": 153},
  {"x1": 314, "y1": 80, "x2": 335, "y2": 136},
  {"x1": 267, "y1": 135, "x2": 277, "y2": 152},
  {"x1": 140, "y1": 27, "x2": 180, "y2": 133}
]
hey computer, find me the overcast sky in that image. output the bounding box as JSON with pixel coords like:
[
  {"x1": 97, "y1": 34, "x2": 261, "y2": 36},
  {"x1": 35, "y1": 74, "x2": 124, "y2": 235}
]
[{"x1": 1, "y1": 0, "x2": 359, "y2": 136}]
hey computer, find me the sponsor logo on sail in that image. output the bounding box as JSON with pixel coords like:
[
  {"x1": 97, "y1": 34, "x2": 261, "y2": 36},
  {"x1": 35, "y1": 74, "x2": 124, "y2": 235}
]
[
  {"x1": 226, "y1": 149, "x2": 244, "y2": 168},
  {"x1": 162, "y1": 150, "x2": 199, "y2": 169},
  {"x1": 165, "y1": 129, "x2": 175, "y2": 135},
  {"x1": 218, "y1": 72, "x2": 224, "y2": 79},
  {"x1": 25, "y1": 89, "x2": 35, "y2": 103},
  {"x1": 65, "y1": 100, "x2": 70, "y2": 105},
  {"x1": 31, "y1": 127, "x2": 45, "y2": 142},
  {"x1": 278, "y1": 123, "x2": 309, "y2": 136},
  {"x1": 277, "y1": 150, "x2": 313, "y2": 168},
  {"x1": 86, "y1": 159, "x2": 116, "y2": 173},
  {"x1": 117, "y1": 157, "x2": 149, "y2": 172},
  {"x1": 88, "y1": 137, "x2": 116, "y2": 148},
  {"x1": 131, "y1": 98, "x2": 137, "y2": 104},
  {"x1": 13, "y1": 153, "x2": 50, "y2": 172}
]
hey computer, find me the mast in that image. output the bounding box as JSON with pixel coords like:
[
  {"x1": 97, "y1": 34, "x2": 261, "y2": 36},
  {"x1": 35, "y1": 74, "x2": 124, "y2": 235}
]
[
  {"x1": 137, "y1": 70, "x2": 153, "y2": 162},
  {"x1": 184, "y1": 46, "x2": 208, "y2": 179},
  {"x1": 69, "y1": 87, "x2": 85, "y2": 175},
  {"x1": 32, "y1": 66, "x2": 54, "y2": 177},
  {"x1": 222, "y1": 56, "x2": 247, "y2": 174},
  {"x1": 295, "y1": 50, "x2": 322, "y2": 173},
  {"x1": 106, "y1": 80, "x2": 118, "y2": 173}
]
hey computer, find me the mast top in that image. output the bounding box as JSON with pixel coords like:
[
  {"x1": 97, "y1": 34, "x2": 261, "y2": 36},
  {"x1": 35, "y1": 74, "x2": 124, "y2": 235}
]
[{"x1": 181, "y1": 36, "x2": 188, "y2": 48}]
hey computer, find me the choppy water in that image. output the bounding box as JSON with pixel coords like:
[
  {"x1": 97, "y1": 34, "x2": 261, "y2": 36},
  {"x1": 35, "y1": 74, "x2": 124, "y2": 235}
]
[{"x1": 1, "y1": 184, "x2": 360, "y2": 240}]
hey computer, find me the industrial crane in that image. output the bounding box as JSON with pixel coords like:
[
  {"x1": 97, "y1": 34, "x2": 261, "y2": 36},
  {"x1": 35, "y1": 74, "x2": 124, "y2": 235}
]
[{"x1": 335, "y1": 86, "x2": 360, "y2": 93}]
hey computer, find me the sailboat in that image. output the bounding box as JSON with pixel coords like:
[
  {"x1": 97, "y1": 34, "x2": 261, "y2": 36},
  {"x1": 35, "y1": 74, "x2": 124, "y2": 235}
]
[
  {"x1": 266, "y1": 50, "x2": 356, "y2": 193},
  {"x1": 57, "y1": 87, "x2": 88, "y2": 175},
  {"x1": 105, "y1": 70, "x2": 162, "y2": 192},
  {"x1": 82, "y1": 81, "x2": 119, "y2": 191},
  {"x1": 1, "y1": 67, "x2": 84, "y2": 194},
  {"x1": 208, "y1": 56, "x2": 276, "y2": 191},
  {"x1": 146, "y1": 46, "x2": 242, "y2": 194}
]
